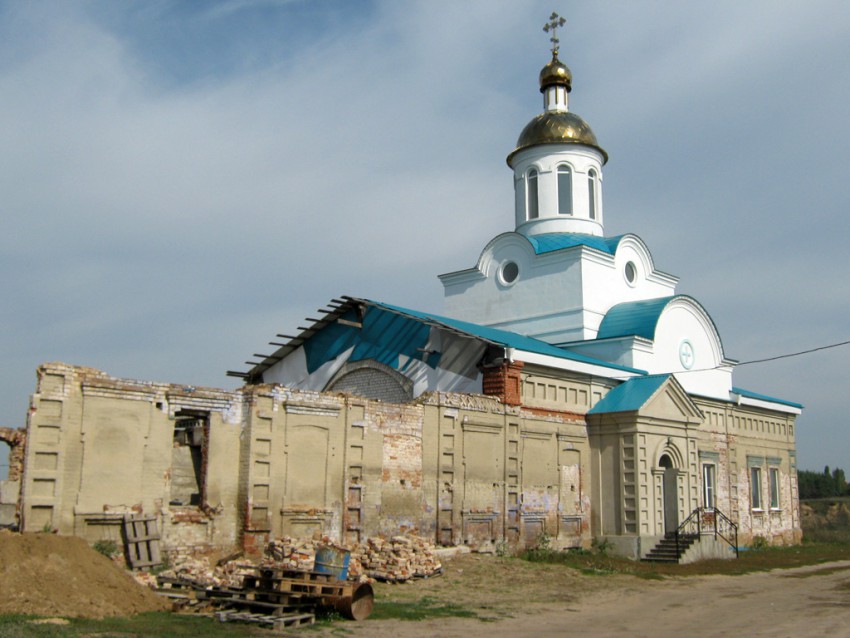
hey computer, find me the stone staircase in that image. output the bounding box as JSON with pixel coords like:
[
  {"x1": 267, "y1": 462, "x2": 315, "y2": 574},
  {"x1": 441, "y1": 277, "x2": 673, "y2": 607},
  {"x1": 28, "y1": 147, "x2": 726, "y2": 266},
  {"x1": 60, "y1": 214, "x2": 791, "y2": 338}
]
[{"x1": 641, "y1": 533, "x2": 699, "y2": 563}]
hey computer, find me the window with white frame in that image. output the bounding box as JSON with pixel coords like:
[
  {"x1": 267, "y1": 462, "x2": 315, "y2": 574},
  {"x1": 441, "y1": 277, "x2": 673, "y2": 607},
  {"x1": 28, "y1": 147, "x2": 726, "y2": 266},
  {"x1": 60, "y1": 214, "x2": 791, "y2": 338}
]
[
  {"x1": 751, "y1": 466, "x2": 763, "y2": 510},
  {"x1": 587, "y1": 168, "x2": 598, "y2": 220},
  {"x1": 769, "y1": 467, "x2": 780, "y2": 509},
  {"x1": 557, "y1": 164, "x2": 572, "y2": 215},
  {"x1": 703, "y1": 463, "x2": 716, "y2": 509},
  {"x1": 527, "y1": 169, "x2": 539, "y2": 219}
]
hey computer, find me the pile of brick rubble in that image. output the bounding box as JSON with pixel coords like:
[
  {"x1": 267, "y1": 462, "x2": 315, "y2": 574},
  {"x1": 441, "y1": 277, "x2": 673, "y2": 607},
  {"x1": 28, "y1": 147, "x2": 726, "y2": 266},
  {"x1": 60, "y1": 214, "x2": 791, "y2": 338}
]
[
  {"x1": 144, "y1": 534, "x2": 441, "y2": 590},
  {"x1": 352, "y1": 536, "x2": 443, "y2": 582},
  {"x1": 263, "y1": 534, "x2": 443, "y2": 582}
]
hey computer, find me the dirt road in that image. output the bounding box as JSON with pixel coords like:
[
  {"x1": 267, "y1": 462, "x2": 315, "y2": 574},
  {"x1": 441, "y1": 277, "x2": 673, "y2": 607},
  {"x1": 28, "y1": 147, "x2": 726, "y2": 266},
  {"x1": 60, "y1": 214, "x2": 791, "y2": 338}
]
[{"x1": 312, "y1": 559, "x2": 850, "y2": 638}]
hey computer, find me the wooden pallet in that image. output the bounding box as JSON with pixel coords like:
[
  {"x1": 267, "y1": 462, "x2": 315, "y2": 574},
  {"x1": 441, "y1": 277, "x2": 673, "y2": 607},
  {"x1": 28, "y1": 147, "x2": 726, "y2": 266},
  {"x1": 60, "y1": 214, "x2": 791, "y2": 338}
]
[
  {"x1": 214, "y1": 610, "x2": 315, "y2": 631},
  {"x1": 156, "y1": 576, "x2": 204, "y2": 601},
  {"x1": 123, "y1": 515, "x2": 161, "y2": 569},
  {"x1": 200, "y1": 566, "x2": 373, "y2": 621},
  {"x1": 244, "y1": 578, "x2": 348, "y2": 597},
  {"x1": 246, "y1": 568, "x2": 355, "y2": 598},
  {"x1": 200, "y1": 587, "x2": 314, "y2": 614}
]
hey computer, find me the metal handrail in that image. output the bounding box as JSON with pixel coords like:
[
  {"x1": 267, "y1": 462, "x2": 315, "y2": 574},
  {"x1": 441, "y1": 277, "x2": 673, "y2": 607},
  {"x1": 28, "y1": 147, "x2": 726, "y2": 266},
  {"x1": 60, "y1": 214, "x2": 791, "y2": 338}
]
[{"x1": 674, "y1": 507, "x2": 739, "y2": 559}]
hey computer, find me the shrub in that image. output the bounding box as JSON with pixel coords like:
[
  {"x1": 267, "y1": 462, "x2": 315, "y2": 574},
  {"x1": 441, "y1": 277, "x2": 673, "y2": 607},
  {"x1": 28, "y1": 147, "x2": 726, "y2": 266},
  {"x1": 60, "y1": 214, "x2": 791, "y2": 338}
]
[
  {"x1": 93, "y1": 539, "x2": 120, "y2": 558},
  {"x1": 591, "y1": 537, "x2": 613, "y2": 555},
  {"x1": 749, "y1": 535, "x2": 769, "y2": 550}
]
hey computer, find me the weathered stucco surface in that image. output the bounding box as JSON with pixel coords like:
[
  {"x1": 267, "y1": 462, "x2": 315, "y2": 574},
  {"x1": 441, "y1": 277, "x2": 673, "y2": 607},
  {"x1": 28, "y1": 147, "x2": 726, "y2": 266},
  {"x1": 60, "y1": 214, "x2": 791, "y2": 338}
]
[{"x1": 17, "y1": 361, "x2": 799, "y2": 557}]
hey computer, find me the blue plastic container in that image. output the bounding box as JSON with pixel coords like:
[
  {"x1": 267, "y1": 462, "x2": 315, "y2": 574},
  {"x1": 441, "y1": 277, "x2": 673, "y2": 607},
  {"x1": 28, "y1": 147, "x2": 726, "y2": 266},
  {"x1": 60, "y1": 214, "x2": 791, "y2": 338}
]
[{"x1": 314, "y1": 545, "x2": 351, "y2": 581}]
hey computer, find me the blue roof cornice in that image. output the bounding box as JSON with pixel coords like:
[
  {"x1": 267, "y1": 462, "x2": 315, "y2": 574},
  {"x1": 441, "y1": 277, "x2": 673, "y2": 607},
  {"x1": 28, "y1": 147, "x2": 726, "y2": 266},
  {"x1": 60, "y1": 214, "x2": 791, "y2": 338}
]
[
  {"x1": 525, "y1": 232, "x2": 624, "y2": 256},
  {"x1": 732, "y1": 387, "x2": 803, "y2": 410}
]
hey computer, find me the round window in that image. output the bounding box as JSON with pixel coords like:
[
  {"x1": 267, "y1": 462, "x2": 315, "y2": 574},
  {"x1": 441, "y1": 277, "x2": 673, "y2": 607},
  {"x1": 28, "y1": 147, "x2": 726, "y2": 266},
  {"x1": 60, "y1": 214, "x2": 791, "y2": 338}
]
[
  {"x1": 500, "y1": 261, "x2": 519, "y2": 284},
  {"x1": 625, "y1": 261, "x2": 637, "y2": 285},
  {"x1": 679, "y1": 339, "x2": 695, "y2": 370}
]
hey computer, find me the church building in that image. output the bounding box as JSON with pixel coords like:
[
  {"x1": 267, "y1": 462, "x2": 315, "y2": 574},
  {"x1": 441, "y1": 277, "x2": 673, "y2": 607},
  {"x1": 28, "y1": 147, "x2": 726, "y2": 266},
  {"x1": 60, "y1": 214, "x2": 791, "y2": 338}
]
[{"x1": 16, "y1": 20, "x2": 801, "y2": 561}]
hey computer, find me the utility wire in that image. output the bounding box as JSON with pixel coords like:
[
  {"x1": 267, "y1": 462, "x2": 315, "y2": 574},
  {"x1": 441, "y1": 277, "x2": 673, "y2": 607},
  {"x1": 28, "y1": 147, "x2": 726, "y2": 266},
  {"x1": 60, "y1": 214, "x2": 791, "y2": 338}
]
[
  {"x1": 735, "y1": 339, "x2": 850, "y2": 367},
  {"x1": 604, "y1": 337, "x2": 850, "y2": 380}
]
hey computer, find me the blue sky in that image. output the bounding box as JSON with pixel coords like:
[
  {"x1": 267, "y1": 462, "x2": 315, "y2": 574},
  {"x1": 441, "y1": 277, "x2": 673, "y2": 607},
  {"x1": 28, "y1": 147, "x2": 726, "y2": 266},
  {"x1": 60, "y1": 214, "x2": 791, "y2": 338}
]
[{"x1": 1, "y1": 0, "x2": 849, "y2": 476}]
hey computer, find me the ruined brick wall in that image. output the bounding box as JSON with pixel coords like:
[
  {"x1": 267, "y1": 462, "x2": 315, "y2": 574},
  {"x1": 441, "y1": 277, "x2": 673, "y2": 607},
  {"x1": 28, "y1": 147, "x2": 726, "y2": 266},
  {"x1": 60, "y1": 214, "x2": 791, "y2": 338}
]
[
  {"x1": 0, "y1": 426, "x2": 26, "y2": 528},
  {"x1": 20, "y1": 363, "x2": 594, "y2": 556},
  {"x1": 0, "y1": 426, "x2": 26, "y2": 482},
  {"x1": 21, "y1": 363, "x2": 245, "y2": 555},
  {"x1": 419, "y1": 392, "x2": 592, "y2": 551}
]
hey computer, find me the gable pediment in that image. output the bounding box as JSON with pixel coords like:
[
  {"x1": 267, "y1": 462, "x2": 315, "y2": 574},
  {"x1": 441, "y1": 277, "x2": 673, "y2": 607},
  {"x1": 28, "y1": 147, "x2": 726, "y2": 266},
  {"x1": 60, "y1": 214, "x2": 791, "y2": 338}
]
[
  {"x1": 588, "y1": 374, "x2": 703, "y2": 426},
  {"x1": 639, "y1": 378, "x2": 703, "y2": 424}
]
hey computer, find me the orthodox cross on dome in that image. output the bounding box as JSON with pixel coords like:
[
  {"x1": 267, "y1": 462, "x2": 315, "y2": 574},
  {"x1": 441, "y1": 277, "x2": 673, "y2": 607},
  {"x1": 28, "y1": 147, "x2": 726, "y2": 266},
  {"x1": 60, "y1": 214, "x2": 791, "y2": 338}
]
[{"x1": 543, "y1": 12, "x2": 567, "y2": 56}]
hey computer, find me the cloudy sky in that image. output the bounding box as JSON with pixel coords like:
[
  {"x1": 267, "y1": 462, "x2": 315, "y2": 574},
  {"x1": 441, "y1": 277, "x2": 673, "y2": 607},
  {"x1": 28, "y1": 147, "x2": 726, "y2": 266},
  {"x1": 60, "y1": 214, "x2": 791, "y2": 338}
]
[{"x1": 1, "y1": 0, "x2": 849, "y2": 476}]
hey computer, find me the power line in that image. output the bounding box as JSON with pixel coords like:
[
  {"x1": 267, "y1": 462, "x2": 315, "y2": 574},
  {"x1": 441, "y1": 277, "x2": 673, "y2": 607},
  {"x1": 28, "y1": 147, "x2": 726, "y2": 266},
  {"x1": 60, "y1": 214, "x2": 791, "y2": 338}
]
[
  {"x1": 604, "y1": 337, "x2": 850, "y2": 381},
  {"x1": 736, "y1": 339, "x2": 850, "y2": 367}
]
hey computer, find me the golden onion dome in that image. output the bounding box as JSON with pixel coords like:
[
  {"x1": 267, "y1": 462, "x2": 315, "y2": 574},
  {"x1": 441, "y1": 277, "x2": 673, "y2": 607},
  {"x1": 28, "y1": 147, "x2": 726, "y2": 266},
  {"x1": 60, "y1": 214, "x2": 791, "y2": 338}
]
[
  {"x1": 507, "y1": 111, "x2": 608, "y2": 166},
  {"x1": 539, "y1": 55, "x2": 572, "y2": 92}
]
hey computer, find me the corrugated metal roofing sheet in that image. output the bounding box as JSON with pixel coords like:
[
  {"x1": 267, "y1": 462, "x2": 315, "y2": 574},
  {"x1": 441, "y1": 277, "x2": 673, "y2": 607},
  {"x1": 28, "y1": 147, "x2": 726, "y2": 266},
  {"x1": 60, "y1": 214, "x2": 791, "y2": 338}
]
[
  {"x1": 596, "y1": 296, "x2": 676, "y2": 340},
  {"x1": 587, "y1": 374, "x2": 670, "y2": 414},
  {"x1": 369, "y1": 300, "x2": 644, "y2": 374},
  {"x1": 526, "y1": 233, "x2": 624, "y2": 256},
  {"x1": 732, "y1": 387, "x2": 803, "y2": 409}
]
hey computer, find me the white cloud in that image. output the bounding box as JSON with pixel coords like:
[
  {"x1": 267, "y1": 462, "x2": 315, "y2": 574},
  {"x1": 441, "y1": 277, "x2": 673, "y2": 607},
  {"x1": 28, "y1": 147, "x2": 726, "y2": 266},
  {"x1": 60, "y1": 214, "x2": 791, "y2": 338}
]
[{"x1": 1, "y1": 0, "x2": 849, "y2": 475}]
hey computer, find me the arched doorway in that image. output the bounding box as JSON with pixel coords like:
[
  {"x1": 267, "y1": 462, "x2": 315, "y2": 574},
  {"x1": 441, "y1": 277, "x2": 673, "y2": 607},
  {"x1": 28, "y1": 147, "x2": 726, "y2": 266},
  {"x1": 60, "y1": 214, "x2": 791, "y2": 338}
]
[{"x1": 659, "y1": 454, "x2": 678, "y2": 533}]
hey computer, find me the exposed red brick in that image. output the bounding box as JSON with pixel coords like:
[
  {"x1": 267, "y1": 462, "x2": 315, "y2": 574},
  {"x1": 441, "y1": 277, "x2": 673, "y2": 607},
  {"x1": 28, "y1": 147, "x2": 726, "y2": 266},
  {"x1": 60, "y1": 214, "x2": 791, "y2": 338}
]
[
  {"x1": 242, "y1": 531, "x2": 269, "y2": 556},
  {"x1": 482, "y1": 361, "x2": 524, "y2": 406}
]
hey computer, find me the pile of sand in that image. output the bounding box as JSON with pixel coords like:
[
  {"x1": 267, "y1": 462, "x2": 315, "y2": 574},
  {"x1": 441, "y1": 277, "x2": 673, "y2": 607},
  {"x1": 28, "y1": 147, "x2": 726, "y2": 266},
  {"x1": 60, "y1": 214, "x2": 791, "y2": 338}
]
[{"x1": 0, "y1": 530, "x2": 170, "y2": 618}]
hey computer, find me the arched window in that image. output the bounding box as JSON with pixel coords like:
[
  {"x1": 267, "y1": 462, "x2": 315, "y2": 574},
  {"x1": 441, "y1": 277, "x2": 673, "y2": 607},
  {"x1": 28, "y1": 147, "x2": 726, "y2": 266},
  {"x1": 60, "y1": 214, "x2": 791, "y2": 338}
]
[
  {"x1": 527, "y1": 169, "x2": 539, "y2": 219},
  {"x1": 588, "y1": 168, "x2": 598, "y2": 220},
  {"x1": 557, "y1": 165, "x2": 572, "y2": 215}
]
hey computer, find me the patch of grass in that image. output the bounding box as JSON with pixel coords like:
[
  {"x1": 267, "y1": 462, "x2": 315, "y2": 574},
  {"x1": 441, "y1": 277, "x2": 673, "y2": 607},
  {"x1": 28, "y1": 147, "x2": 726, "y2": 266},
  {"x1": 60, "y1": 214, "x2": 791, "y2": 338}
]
[
  {"x1": 517, "y1": 540, "x2": 850, "y2": 578},
  {"x1": 92, "y1": 539, "x2": 119, "y2": 558},
  {"x1": 369, "y1": 596, "x2": 479, "y2": 621},
  {"x1": 0, "y1": 612, "x2": 269, "y2": 637}
]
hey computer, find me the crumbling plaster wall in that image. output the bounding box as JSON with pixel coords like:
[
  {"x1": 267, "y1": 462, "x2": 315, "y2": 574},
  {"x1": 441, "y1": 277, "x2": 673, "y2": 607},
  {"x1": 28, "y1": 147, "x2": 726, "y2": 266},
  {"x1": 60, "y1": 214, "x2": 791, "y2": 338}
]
[
  {"x1": 419, "y1": 391, "x2": 591, "y2": 551},
  {"x1": 22, "y1": 363, "x2": 593, "y2": 555},
  {"x1": 21, "y1": 363, "x2": 244, "y2": 553},
  {"x1": 20, "y1": 362, "x2": 797, "y2": 556},
  {"x1": 694, "y1": 399, "x2": 800, "y2": 546},
  {"x1": 0, "y1": 425, "x2": 26, "y2": 528}
]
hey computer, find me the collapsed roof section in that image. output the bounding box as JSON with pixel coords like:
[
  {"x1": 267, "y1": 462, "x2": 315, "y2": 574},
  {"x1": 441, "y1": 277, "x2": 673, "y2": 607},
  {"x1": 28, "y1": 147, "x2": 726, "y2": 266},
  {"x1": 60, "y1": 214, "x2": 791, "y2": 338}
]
[{"x1": 228, "y1": 296, "x2": 645, "y2": 391}]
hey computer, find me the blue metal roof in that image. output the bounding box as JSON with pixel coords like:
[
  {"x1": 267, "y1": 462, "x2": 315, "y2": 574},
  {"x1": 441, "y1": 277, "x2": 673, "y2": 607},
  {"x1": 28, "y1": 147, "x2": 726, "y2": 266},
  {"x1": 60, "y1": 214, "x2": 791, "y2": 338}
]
[
  {"x1": 525, "y1": 233, "x2": 624, "y2": 256},
  {"x1": 732, "y1": 387, "x2": 803, "y2": 409},
  {"x1": 302, "y1": 304, "x2": 436, "y2": 375},
  {"x1": 369, "y1": 300, "x2": 645, "y2": 375},
  {"x1": 596, "y1": 297, "x2": 676, "y2": 340},
  {"x1": 588, "y1": 375, "x2": 671, "y2": 414}
]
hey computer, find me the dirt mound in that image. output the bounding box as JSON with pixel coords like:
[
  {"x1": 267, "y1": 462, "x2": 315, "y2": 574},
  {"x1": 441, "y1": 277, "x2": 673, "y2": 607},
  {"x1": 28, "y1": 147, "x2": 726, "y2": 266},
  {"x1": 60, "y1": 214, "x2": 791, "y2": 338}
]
[
  {"x1": 0, "y1": 530, "x2": 170, "y2": 618},
  {"x1": 802, "y1": 500, "x2": 850, "y2": 527}
]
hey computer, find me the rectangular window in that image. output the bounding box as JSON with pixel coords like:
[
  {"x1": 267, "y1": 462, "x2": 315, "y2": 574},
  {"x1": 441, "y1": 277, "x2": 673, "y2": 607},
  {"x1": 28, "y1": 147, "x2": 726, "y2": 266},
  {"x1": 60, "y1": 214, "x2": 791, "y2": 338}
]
[
  {"x1": 527, "y1": 171, "x2": 539, "y2": 220},
  {"x1": 703, "y1": 464, "x2": 716, "y2": 509},
  {"x1": 750, "y1": 466, "x2": 762, "y2": 510},
  {"x1": 587, "y1": 174, "x2": 596, "y2": 220},
  {"x1": 557, "y1": 167, "x2": 572, "y2": 215},
  {"x1": 769, "y1": 467, "x2": 780, "y2": 509}
]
